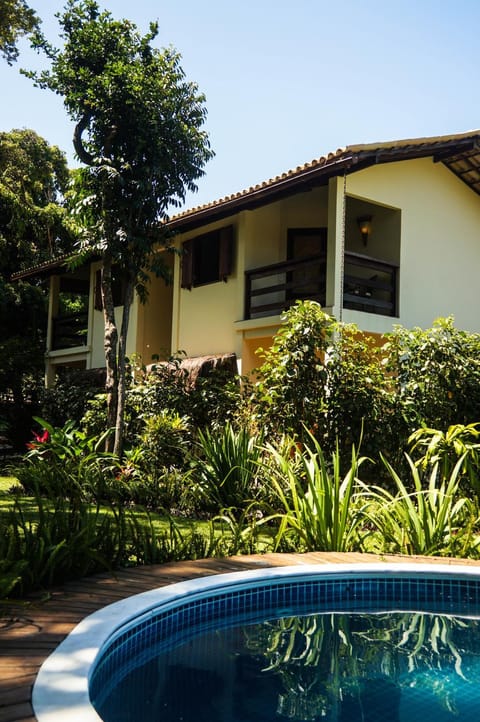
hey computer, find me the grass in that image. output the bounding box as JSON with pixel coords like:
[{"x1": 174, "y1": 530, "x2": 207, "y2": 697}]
[
  {"x1": 0, "y1": 475, "x2": 20, "y2": 493},
  {"x1": 0, "y1": 483, "x2": 275, "y2": 552}
]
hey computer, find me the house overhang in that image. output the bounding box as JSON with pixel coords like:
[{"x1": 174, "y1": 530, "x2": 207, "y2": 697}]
[
  {"x1": 11, "y1": 254, "x2": 76, "y2": 282},
  {"x1": 13, "y1": 130, "x2": 480, "y2": 279},
  {"x1": 167, "y1": 129, "x2": 480, "y2": 233}
]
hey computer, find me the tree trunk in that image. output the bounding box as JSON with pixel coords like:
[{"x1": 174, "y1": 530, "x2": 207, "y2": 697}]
[
  {"x1": 113, "y1": 275, "x2": 135, "y2": 457},
  {"x1": 101, "y1": 255, "x2": 118, "y2": 452}
]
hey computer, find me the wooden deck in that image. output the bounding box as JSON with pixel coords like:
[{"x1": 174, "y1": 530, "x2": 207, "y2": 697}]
[{"x1": 2, "y1": 551, "x2": 480, "y2": 722}]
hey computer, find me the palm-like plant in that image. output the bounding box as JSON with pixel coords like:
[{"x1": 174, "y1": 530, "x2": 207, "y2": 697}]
[{"x1": 409, "y1": 423, "x2": 480, "y2": 496}]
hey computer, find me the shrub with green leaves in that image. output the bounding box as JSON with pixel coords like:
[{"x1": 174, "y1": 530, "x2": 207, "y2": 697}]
[
  {"x1": 384, "y1": 316, "x2": 480, "y2": 430},
  {"x1": 191, "y1": 423, "x2": 265, "y2": 512},
  {"x1": 408, "y1": 423, "x2": 480, "y2": 498},
  {"x1": 324, "y1": 323, "x2": 404, "y2": 467},
  {"x1": 140, "y1": 410, "x2": 191, "y2": 469},
  {"x1": 247, "y1": 301, "x2": 335, "y2": 441},
  {"x1": 16, "y1": 416, "x2": 115, "y2": 501}
]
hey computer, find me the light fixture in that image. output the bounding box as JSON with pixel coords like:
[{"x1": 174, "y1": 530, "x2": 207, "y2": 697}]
[{"x1": 357, "y1": 215, "x2": 372, "y2": 246}]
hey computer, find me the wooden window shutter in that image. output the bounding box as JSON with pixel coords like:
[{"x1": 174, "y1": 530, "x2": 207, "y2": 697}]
[
  {"x1": 219, "y1": 225, "x2": 234, "y2": 281},
  {"x1": 181, "y1": 239, "x2": 194, "y2": 289},
  {"x1": 94, "y1": 269, "x2": 103, "y2": 310}
]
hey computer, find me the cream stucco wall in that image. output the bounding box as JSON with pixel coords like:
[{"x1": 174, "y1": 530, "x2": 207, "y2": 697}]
[
  {"x1": 170, "y1": 156, "x2": 480, "y2": 371},
  {"x1": 171, "y1": 187, "x2": 330, "y2": 364},
  {"x1": 90, "y1": 304, "x2": 138, "y2": 369},
  {"x1": 136, "y1": 256, "x2": 174, "y2": 364},
  {"x1": 89, "y1": 262, "x2": 139, "y2": 369},
  {"x1": 344, "y1": 157, "x2": 480, "y2": 333}
]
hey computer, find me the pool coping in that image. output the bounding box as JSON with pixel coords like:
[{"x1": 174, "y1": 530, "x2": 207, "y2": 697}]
[{"x1": 32, "y1": 561, "x2": 480, "y2": 722}]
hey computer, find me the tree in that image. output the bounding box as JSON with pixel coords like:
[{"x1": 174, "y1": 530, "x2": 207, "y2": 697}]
[
  {"x1": 0, "y1": 129, "x2": 73, "y2": 410},
  {"x1": 0, "y1": 0, "x2": 38, "y2": 64},
  {"x1": 27, "y1": 0, "x2": 214, "y2": 455}
]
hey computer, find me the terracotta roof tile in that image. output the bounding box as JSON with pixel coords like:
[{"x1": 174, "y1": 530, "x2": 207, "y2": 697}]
[{"x1": 167, "y1": 130, "x2": 480, "y2": 230}]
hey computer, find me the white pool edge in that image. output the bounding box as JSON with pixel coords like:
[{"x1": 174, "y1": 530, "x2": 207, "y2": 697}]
[{"x1": 32, "y1": 562, "x2": 480, "y2": 722}]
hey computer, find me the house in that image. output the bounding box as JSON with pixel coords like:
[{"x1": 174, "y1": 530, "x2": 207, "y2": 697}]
[{"x1": 13, "y1": 130, "x2": 480, "y2": 385}]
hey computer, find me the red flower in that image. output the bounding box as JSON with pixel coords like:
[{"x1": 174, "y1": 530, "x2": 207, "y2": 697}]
[{"x1": 32, "y1": 429, "x2": 50, "y2": 444}]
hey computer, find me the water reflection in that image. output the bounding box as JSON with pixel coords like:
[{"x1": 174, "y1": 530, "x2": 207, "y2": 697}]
[{"x1": 95, "y1": 611, "x2": 480, "y2": 722}]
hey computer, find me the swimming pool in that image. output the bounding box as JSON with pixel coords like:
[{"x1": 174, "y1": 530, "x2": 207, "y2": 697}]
[{"x1": 32, "y1": 563, "x2": 480, "y2": 722}]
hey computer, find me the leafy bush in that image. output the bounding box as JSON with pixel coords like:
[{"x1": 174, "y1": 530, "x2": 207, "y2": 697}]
[
  {"x1": 324, "y1": 324, "x2": 405, "y2": 467},
  {"x1": 140, "y1": 410, "x2": 192, "y2": 469},
  {"x1": 247, "y1": 301, "x2": 335, "y2": 441},
  {"x1": 15, "y1": 416, "x2": 117, "y2": 504},
  {"x1": 408, "y1": 423, "x2": 480, "y2": 497},
  {"x1": 384, "y1": 316, "x2": 480, "y2": 430}
]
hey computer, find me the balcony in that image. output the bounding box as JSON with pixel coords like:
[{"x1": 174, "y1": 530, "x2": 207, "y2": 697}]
[
  {"x1": 51, "y1": 312, "x2": 88, "y2": 350},
  {"x1": 244, "y1": 252, "x2": 398, "y2": 320},
  {"x1": 245, "y1": 254, "x2": 326, "y2": 320},
  {"x1": 343, "y1": 251, "x2": 398, "y2": 317}
]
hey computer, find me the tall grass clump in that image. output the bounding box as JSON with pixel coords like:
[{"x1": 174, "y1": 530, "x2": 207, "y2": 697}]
[
  {"x1": 364, "y1": 454, "x2": 480, "y2": 557},
  {"x1": 191, "y1": 423, "x2": 264, "y2": 512},
  {"x1": 262, "y1": 434, "x2": 367, "y2": 552}
]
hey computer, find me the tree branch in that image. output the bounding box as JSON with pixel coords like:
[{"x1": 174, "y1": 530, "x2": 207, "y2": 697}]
[{"x1": 73, "y1": 113, "x2": 95, "y2": 165}]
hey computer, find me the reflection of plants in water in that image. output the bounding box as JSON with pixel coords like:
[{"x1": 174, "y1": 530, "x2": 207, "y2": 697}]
[
  {"x1": 245, "y1": 614, "x2": 358, "y2": 720},
  {"x1": 244, "y1": 612, "x2": 480, "y2": 721}
]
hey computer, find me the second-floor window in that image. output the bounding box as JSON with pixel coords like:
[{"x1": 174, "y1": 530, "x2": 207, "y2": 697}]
[{"x1": 181, "y1": 225, "x2": 234, "y2": 289}]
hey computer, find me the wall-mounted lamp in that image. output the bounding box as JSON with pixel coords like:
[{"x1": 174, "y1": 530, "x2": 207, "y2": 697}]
[{"x1": 357, "y1": 215, "x2": 372, "y2": 246}]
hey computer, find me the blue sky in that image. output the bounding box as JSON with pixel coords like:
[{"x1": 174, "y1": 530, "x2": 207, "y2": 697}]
[{"x1": 1, "y1": 0, "x2": 478, "y2": 210}]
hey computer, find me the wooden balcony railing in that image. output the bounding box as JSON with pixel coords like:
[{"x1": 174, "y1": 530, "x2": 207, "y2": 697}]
[
  {"x1": 343, "y1": 251, "x2": 398, "y2": 317},
  {"x1": 51, "y1": 312, "x2": 88, "y2": 350},
  {"x1": 244, "y1": 251, "x2": 398, "y2": 320},
  {"x1": 245, "y1": 254, "x2": 326, "y2": 319}
]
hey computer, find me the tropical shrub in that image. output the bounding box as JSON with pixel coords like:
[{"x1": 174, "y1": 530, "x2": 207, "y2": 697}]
[
  {"x1": 262, "y1": 434, "x2": 367, "y2": 552},
  {"x1": 191, "y1": 423, "x2": 265, "y2": 513},
  {"x1": 324, "y1": 323, "x2": 405, "y2": 467},
  {"x1": 247, "y1": 301, "x2": 335, "y2": 442},
  {"x1": 408, "y1": 423, "x2": 480, "y2": 497},
  {"x1": 139, "y1": 410, "x2": 192, "y2": 469},
  {"x1": 364, "y1": 454, "x2": 480, "y2": 557},
  {"x1": 384, "y1": 316, "x2": 480, "y2": 430}
]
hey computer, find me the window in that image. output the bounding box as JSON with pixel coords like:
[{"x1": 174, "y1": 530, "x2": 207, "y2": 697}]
[{"x1": 181, "y1": 225, "x2": 234, "y2": 289}]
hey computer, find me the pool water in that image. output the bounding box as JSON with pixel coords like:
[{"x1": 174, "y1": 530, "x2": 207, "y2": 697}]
[{"x1": 92, "y1": 608, "x2": 480, "y2": 722}]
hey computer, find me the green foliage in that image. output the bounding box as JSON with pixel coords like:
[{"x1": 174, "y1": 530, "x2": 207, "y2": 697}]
[
  {"x1": 139, "y1": 410, "x2": 191, "y2": 469},
  {"x1": 0, "y1": 489, "x2": 128, "y2": 597},
  {"x1": 16, "y1": 416, "x2": 114, "y2": 500},
  {"x1": 26, "y1": 0, "x2": 214, "y2": 454},
  {"x1": 408, "y1": 423, "x2": 480, "y2": 496},
  {"x1": 365, "y1": 455, "x2": 480, "y2": 557},
  {"x1": 0, "y1": 0, "x2": 38, "y2": 64},
  {"x1": 384, "y1": 316, "x2": 480, "y2": 430},
  {"x1": 40, "y1": 377, "x2": 103, "y2": 428},
  {"x1": 0, "y1": 128, "x2": 75, "y2": 408},
  {"x1": 247, "y1": 306, "x2": 480, "y2": 477},
  {"x1": 263, "y1": 434, "x2": 367, "y2": 552},
  {"x1": 249, "y1": 301, "x2": 335, "y2": 440},
  {"x1": 324, "y1": 324, "x2": 404, "y2": 465},
  {"x1": 191, "y1": 423, "x2": 264, "y2": 512}
]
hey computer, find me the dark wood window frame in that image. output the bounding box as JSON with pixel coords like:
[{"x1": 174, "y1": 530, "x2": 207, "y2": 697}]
[{"x1": 181, "y1": 225, "x2": 235, "y2": 290}]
